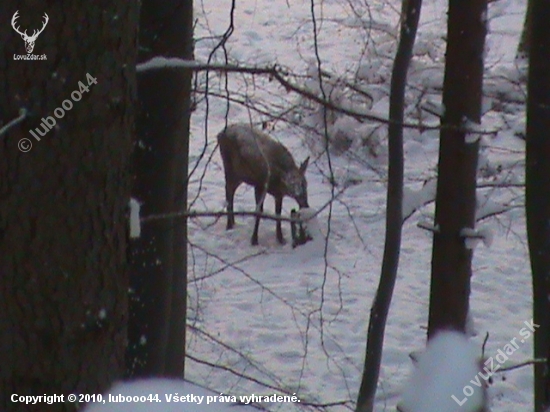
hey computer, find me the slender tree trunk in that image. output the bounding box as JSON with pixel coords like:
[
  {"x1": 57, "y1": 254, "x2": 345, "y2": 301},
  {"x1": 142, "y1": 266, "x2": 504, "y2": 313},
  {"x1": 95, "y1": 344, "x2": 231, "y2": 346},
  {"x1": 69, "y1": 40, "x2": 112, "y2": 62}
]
[
  {"x1": 428, "y1": 0, "x2": 487, "y2": 338},
  {"x1": 0, "y1": 2, "x2": 137, "y2": 411},
  {"x1": 525, "y1": 0, "x2": 550, "y2": 409},
  {"x1": 355, "y1": 1, "x2": 422, "y2": 410},
  {"x1": 126, "y1": 0, "x2": 192, "y2": 377}
]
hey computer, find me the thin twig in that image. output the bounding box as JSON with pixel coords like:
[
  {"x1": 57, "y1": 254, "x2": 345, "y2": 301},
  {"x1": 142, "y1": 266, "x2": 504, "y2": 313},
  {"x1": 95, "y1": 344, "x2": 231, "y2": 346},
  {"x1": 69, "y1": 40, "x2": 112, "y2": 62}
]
[
  {"x1": 481, "y1": 332, "x2": 489, "y2": 358},
  {"x1": 497, "y1": 358, "x2": 547, "y2": 373}
]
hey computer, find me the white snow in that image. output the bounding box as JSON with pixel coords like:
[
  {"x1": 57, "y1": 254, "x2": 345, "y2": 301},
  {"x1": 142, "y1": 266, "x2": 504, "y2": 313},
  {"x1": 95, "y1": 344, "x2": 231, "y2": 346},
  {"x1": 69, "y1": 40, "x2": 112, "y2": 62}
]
[
  {"x1": 403, "y1": 180, "x2": 437, "y2": 221},
  {"x1": 129, "y1": 198, "x2": 141, "y2": 238},
  {"x1": 477, "y1": 226, "x2": 495, "y2": 248},
  {"x1": 465, "y1": 311, "x2": 477, "y2": 338},
  {"x1": 421, "y1": 100, "x2": 445, "y2": 118},
  {"x1": 398, "y1": 331, "x2": 484, "y2": 412},
  {"x1": 128, "y1": 0, "x2": 532, "y2": 411},
  {"x1": 460, "y1": 226, "x2": 493, "y2": 250},
  {"x1": 0, "y1": 108, "x2": 28, "y2": 138},
  {"x1": 460, "y1": 228, "x2": 482, "y2": 251},
  {"x1": 137, "y1": 57, "x2": 198, "y2": 72},
  {"x1": 290, "y1": 207, "x2": 330, "y2": 258},
  {"x1": 462, "y1": 117, "x2": 484, "y2": 144}
]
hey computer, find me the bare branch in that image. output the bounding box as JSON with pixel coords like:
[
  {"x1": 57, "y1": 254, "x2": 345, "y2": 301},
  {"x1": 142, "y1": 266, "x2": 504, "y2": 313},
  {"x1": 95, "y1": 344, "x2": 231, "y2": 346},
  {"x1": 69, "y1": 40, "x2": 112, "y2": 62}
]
[
  {"x1": 496, "y1": 358, "x2": 547, "y2": 373},
  {"x1": 142, "y1": 186, "x2": 347, "y2": 224},
  {"x1": 138, "y1": 58, "x2": 500, "y2": 134},
  {"x1": 187, "y1": 353, "x2": 352, "y2": 410}
]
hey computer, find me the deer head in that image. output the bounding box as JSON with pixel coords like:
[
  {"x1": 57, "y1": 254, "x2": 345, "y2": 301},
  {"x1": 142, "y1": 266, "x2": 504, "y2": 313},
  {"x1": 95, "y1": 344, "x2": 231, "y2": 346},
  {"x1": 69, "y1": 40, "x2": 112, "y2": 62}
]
[{"x1": 12, "y1": 11, "x2": 49, "y2": 54}]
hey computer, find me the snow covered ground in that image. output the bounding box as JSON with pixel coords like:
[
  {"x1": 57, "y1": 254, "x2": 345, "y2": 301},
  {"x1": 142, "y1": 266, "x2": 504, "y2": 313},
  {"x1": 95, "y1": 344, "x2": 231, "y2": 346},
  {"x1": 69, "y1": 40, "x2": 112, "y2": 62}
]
[{"x1": 180, "y1": 0, "x2": 530, "y2": 411}]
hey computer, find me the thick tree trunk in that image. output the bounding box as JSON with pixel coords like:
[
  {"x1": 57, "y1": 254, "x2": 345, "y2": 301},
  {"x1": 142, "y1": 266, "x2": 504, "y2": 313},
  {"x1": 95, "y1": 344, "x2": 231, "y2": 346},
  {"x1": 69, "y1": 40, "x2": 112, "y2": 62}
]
[
  {"x1": 428, "y1": 0, "x2": 487, "y2": 338},
  {"x1": 355, "y1": 1, "x2": 422, "y2": 411},
  {"x1": 0, "y1": 2, "x2": 137, "y2": 411},
  {"x1": 126, "y1": 0, "x2": 192, "y2": 377},
  {"x1": 517, "y1": 0, "x2": 533, "y2": 59},
  {"x1": 525, "y1": 0, "x2": 550, "y2": 410}
]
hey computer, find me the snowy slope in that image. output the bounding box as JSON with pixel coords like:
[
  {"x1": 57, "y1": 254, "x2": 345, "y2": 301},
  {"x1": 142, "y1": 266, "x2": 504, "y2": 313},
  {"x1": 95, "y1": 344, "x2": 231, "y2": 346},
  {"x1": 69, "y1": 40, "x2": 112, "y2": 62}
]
[{"x1": 182, "y1": 0, "x2": 530, "y2": 411}]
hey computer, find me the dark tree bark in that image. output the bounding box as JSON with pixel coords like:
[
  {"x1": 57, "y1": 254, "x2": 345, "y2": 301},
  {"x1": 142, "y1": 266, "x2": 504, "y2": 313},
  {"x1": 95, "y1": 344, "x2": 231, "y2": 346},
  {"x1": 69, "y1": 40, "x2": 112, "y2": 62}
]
[
  {"x1": 517, "y1": 0, "x2": 533, "y2": 59},
  {"x1": 525, "y1": 0, "x2": 550, "y2": 410},
  {"x1": 355, "y1": 1, "x2": 422, "y2": 411},
  {"x1": 0, "y1": 1, "x2": 137, "y2": 411},
  {"x1": 126, "y1": 0, "x2": 192, "y2": 377},
  {"x1": 428, "y1": 0, "x2": 487, "y2": 338}
]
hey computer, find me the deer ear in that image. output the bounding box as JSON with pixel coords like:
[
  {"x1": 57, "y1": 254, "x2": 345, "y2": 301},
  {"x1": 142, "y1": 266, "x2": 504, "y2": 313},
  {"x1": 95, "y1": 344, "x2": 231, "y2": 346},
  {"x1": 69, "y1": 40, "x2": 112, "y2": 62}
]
[{"x1": 299, "y1": 157, "x2": 309, "y2": 174}]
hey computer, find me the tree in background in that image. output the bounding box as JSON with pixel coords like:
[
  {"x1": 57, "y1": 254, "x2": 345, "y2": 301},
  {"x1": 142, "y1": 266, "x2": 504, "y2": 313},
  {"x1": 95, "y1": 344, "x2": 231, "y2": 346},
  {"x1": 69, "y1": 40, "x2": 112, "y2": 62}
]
[
  {"x1": 0, "y1": 1, "x2": 137, "y2": 410},
  {"x1": 126, "y1": 0, "x2": 193, "y2": 377},
  {"x1": 525, "y1": 0, "x2": 550, "y2": 409},
  {"x1": 355, "y1": 0, "x2": 422, "y2": 410},
  {"x1": 427, "y1": 0, "x2": 487, "y2": 339}
]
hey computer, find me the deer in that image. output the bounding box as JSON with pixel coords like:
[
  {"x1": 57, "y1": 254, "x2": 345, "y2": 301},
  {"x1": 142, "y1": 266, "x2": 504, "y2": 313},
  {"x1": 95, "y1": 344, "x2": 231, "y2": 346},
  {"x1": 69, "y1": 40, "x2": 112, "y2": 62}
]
[
  {"x1": 217, "y1": 124, "x2": 309, "y2": 246},
  {"x1": 11, "y1": 11, "x2": 49, "y2": 54}
]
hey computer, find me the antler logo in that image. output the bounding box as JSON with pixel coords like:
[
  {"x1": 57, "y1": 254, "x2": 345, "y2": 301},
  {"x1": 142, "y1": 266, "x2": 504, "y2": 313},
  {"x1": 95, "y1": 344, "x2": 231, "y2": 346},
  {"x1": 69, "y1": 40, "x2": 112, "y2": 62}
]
[{"x1": 11, "y1": 11, "x2": 49, "y2": 54}]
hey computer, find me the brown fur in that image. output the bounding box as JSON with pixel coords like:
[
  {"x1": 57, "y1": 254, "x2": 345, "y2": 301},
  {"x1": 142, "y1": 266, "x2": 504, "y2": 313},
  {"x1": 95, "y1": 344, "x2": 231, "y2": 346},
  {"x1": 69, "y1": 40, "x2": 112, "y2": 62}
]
[{"x1": 217, "y1": 124, "x2": 309, "y2": 245}]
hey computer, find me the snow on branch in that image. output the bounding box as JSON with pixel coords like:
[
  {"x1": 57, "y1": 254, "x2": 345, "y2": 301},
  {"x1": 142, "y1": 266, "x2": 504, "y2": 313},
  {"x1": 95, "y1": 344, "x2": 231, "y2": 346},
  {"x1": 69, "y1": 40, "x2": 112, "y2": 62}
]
[
  {"x1": 0, "y1": 108, "x2": 28, "y2": 139},
  {"x1": 421, "y1": 100, "x2": 445, "y2": 118},
  {"x1": 136, "y1": 57, "x2": 475, "y2": 131},
  {"x1": 417, "y1": 221, "x2": 440, "y2": 233},
  {"x1": 403, "y1": 180, "x2": 437, "y2": 222},
  {"x1": 461, "y1": 116, "x2": 490, "y2": 143},
  {"x1": 137, "y1": 57, "x2": 274, "y2": 74},
  {"x1": 460, "y1": 227, "x2": 493, "y2": 249},
  {"x1": 128, "y1": 198, "x2": 141, "y2": 238},
  {"x1": 140, "y1": 186, "x2": 346, "y2": 225}
]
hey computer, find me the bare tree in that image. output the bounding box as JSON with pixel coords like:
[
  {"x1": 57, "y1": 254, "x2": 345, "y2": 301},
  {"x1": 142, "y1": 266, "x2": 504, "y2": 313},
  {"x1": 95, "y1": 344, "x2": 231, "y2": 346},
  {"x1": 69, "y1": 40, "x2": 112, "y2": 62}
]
[
  {"x1": 355, "y1": 0, "x2": 422, "y2": 411},
  {"x1": 126, "y1": 0, "x2": 193, "y2": 377},
  {"x1": 525, "y1": 0, "x2": 550, "y2": 409},
  {"x1": 428, "y1": 0, "x2": 487, "y2": 338},
  {"x1": 0, "y1": 2, "x2": 137, "y2": 411}
]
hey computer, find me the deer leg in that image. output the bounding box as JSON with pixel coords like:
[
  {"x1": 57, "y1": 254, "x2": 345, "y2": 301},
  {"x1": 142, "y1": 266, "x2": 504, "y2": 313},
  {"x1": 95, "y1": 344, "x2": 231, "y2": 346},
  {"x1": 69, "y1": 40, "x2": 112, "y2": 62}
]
[
  {"x1": 225, "y1": 179, "x2": 239, "y2": 230},
  {"x1": 252, "y1": 186, "x2": 265, "y2": 246},
  {"x1": 275, "y1": 196, "x2": 285, "y2": 244}
]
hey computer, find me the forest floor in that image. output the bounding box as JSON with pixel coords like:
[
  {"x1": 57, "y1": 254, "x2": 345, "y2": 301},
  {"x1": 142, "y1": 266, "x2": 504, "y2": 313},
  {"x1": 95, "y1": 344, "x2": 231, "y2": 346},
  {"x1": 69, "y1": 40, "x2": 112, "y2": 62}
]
[{"x1": 186, "y1": 0, "x2": 529, "y2": 410}]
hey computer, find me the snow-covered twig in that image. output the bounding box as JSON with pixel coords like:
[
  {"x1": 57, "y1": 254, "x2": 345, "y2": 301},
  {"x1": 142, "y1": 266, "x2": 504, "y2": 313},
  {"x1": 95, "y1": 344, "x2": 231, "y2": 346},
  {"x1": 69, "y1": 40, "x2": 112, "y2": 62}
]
[
  {"x1": 417, "y1": 221, "x2": 440, "y2": 233},
  {"x1": 128, "y1": 198, "x2": 141, "y2": 238},
  {"x1": 421, "y1": 100, "x2": 445, "y2": 118},
  {"x1": 402, "y1": 179, "x2": 437, "y2": 222},
  {"x1": 0, "y1": 108, "x2": 28, "y2": 139}
]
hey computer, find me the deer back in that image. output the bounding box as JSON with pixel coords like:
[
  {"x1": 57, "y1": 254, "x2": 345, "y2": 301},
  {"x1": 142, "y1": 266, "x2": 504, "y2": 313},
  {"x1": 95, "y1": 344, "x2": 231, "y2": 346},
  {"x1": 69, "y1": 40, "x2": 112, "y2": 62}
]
[{"x1": 218, "y1": 124, "x2": 300, "y2": 197}]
